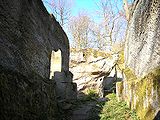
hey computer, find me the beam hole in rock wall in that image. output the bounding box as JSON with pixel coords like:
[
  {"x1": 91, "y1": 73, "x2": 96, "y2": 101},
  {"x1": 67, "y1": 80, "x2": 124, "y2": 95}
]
[{"x1": 50, "y1": 49, "x2": 62, "y2": 79}]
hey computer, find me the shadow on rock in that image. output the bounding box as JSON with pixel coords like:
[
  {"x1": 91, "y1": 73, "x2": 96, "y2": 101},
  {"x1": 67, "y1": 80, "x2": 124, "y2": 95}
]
[{"x1": 154, "y1": 111, "x2": 160, "y2": 120}]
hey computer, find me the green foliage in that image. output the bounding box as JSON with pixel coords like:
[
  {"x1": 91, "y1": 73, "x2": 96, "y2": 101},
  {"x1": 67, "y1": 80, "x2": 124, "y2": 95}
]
[
  {"x1": 100, "y1": 93, "x2": 139, "y2": 120},
  {"x1": 84, "y1": 89, "x2": 99, "y2": 101}
]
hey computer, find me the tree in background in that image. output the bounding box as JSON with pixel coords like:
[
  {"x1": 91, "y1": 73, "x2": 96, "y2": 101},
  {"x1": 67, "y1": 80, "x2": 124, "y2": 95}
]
[
  {"x1": 44, "y1": 0, "x2": 73, "y2": 27},
  {"x1": 123, "y1": 0, "x2": 130, "y2": 20},
  {"x1": 69, "y1": 13, "x2": 91, "y2": 49},
  {"x1": 92, "y1": 0, "x2": 127, "y2": 50},
  {"x1": 42, "y1": 0, "x2": 132, "y2": 51},
  {"x1": 90, "y1": 23, "x2": 108, "y2": 50}
]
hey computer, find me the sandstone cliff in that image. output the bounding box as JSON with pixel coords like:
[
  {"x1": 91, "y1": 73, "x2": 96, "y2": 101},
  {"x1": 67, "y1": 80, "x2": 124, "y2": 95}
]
[
  {"x1": 0, "y1": 0, "x2": 75, "y2": 119},
  {"x1": 0, "y1": 0, "x2": 69, "y2": 78},
  {"x1": 125, "y1": 0, "x2": 160, "y2": 77},
  {"x1": 117, "y1": 0, "x2": 160, "y2": 119}
]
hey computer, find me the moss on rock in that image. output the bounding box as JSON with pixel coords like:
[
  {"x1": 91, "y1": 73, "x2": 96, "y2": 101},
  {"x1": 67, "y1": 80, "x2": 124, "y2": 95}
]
[{"x1": 117, "y1": 67, "x2": 160, "y2": 120}]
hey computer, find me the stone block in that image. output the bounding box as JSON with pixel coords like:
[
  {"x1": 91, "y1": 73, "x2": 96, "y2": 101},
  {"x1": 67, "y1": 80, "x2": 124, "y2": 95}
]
[{"x1": 54, "y1": 71, "x2": 77, "y2": 101}]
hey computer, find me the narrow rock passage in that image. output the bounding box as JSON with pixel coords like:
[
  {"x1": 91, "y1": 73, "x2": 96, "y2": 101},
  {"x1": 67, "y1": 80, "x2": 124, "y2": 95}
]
[
  {"x1": 69, "y1": 53, "x2": 122, "y2": 120},
  {"x1": 71, "y1": 101, "x2": 98, "y2": 120},
  {"x1": 68, "y1": 93, "x2": 107, "y2": 120}
]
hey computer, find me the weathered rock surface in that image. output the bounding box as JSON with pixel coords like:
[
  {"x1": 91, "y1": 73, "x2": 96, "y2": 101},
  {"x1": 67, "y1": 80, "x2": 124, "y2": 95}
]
[
  {"x1": 117, "y1": 0, "x2": 160, "y2": 119},
  {"x1": 71, "y1": 101, "x2": 99, "y2": 120},
  {"x1": 70, "y1": 52, "x2": 122, "y2": 97},
  {"x1": 125, "y1": 0, "x2": 160, "y2": 77},
  {"x1": 0, "y1": 0, "x2": 76, "y2": 119},
  {"x1": 54, "y1": 71, "x2": 77, "y2": 101},
  {"x1": 0, "y1": 66, "x2": 58, "y2": 120},
  {"x1": 0, "y1": 0, "x2": 69, "y2": 78}
]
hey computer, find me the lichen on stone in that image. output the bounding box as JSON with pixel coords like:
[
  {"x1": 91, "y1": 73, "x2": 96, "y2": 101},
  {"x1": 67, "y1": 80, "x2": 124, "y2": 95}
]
[{"x1": 117, "y1": 67, "x2": 160, "y2": 120}]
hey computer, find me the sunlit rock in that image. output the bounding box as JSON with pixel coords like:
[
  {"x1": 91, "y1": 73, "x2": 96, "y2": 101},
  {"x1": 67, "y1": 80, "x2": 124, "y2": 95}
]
[
  {"x1": 117, "y1": 0, "x2": 160, "y2": 119},
  {"x1": 70, "y1": 49, "x2": 123, "y2": 97}
]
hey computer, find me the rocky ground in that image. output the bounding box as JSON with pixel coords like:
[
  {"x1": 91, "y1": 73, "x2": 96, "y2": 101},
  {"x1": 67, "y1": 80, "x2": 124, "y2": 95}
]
[
  {"x1": 65, "y1": 52, "x2": 124, "y2": 120},
  {"x1": 71, "y1": 101, "x2": 99, "y2": 120},
  {"x1": 61, "y1": 95, "x2": 107, "y2": 120}
]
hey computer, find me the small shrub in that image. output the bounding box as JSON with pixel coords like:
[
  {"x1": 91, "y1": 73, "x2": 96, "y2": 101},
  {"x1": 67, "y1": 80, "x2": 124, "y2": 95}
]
[
  {"x1": 83, "y1": 89, "x2": 98, "y2": 101},
  {"x1": 100, "y1": 93, "x2": 139, "y2": 120}
]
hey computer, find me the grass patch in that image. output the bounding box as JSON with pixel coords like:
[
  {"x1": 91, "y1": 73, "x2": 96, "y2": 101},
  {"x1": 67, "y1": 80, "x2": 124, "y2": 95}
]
[{"x1": 100, "y1": 93, "x2": 139, "y2": 120}]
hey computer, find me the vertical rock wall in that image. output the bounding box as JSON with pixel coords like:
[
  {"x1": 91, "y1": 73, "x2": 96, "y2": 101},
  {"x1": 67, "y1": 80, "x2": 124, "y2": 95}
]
[
  {"x1": 0, "y1": 0, "x2": 70, "y2": 78},
  {"x1": 117, "y1": 0, "x2": 160, "y2": 119},
  {"x1": 0, "y1": 0, "x2": 75, "y2": 119},
  {"x1": 125, "y1": 0, "x2": 160, "y2": 77}
]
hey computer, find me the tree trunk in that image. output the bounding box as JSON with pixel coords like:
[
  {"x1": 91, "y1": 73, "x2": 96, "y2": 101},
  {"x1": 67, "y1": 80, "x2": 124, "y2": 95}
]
[{"x1": 123, "y1": 0, "x2": 130, "y2": 20}]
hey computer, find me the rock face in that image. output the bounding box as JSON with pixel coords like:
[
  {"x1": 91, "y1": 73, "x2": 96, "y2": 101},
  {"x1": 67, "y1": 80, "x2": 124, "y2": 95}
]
[
  {"x1": 117, "y1": 0, "x2": 160, "y2": 119},
  {"x1": 125, "y1": 0, "x2": 160, "y2": 77},
  {"x1": 70, "y1": 51, "x2": 123, "y2": 97},
  {"x1": 0, "y1": 0, "x2": 69, "y2": 78},
  {"x1": 0, "y1": 0, "x2": 76, "y2": 119}
]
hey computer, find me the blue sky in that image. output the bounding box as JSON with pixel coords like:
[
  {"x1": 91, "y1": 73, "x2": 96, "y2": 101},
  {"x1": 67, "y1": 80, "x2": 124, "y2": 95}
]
[
  {"x1": 42, "y1": 0, "x2": 100, "y2": 15},
  {"x1": 71, "y1": 0, "x2": 99, "y2": 16},
  {"x1": 42, "y1": 0, "x2": 132, "y2": 46},
  {"x1": 42, "y1": 0, "x2": 125, "y2": 20}
]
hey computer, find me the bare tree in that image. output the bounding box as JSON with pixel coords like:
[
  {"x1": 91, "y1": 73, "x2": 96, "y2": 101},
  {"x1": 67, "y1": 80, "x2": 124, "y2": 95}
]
[
  {"x1": 44, "y1": 0, "x2": 73, "y2": 27},
  {"x1": 92, "y1": 0, "x2": 127, "y2": 50},
  {"x1": 90, "y1": 23, "x2": 108, "y2": 50},
  {"x1": 123, "y1": 0, "x2": 130, "y2": 20},
  {"x1": 69, "y1": 13, "x2": 91, "y2": 49}
]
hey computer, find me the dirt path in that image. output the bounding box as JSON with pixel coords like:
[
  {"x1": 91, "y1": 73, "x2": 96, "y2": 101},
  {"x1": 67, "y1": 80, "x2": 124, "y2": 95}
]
[{"x1": 71, "y1": 101, "x2": 100, "y2": 120}]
